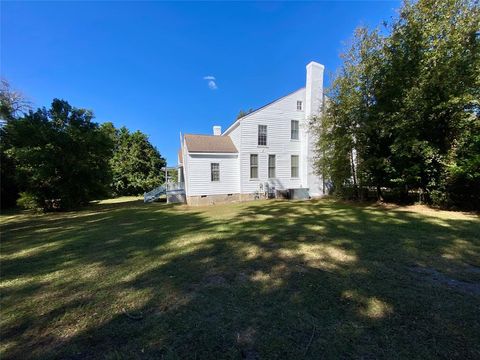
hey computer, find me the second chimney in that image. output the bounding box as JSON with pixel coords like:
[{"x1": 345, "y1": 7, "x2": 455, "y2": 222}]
[{"x1": 213, "y1": 125, "x2": 221, "y2": 136}]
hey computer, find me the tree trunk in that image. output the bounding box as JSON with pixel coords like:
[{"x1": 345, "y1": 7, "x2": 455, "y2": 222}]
[
  {"x1": 376, "y1": 185, "x2": 384, "y2": 202},
  {"x1": 350, "y1": 150, "x2": 358, "y2": 200}
]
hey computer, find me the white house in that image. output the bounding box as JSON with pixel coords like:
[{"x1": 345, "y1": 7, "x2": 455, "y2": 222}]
[{"x1": 178, "y1": 61, "x2": 325, "y2": 206}]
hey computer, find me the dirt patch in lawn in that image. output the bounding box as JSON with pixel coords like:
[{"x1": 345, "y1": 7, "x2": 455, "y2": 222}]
[{"x1": 410, "y1": 265, "x2": 480, "y2": 296}]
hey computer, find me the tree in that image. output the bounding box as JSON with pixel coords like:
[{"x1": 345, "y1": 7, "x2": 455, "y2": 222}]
[
  {"x1": 108, "y1": 126, "x2": 166, "y2": 196},
  {"x1": 0, "y1": 79, "x2": 31, "y2": 122},
  {"x1": 236, "y1": 108, "x2": 255, "y2": 119},
  {"x1": 383, "y1": 0, "x2": 480, "y2": 205},
  {"x1": 314, "y1": 0, "x2": 480, "y2": 208},
  {"x1": 0, "y1": 79, "x2": 32, "y2": 208},
  {"x1": 315, "y1": 27, "x2": 387, "y2": 200},
  {"x1": 0, "y1": 125, "x2": 18, "y2": 208},
  {"x1": 4, "y1": 99, "x2": 113, "y2": 210}
]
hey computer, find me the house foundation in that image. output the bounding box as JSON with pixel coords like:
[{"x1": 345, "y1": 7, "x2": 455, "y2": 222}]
[{"x1": 186, "y1": 193, "x2": 241, "y2": 206}]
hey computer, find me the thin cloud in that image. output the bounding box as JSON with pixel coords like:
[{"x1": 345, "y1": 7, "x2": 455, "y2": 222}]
[{"x1": 203, "y1": 75, "x2": 218, "y2": 90}]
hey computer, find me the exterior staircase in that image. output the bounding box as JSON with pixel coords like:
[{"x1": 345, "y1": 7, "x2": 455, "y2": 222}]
[
  {"x1": 143, "y1": 184, "x2": 166, "y2": 203},
  {"x1": 144, "y1": 182, "x2": 185, "y2": 203}
]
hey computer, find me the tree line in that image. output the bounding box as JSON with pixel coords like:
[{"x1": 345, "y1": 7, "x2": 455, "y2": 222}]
[
  {"x1": 1, "y1": 82, "x2": 166, "y2": 211},
  {"x1": 314, "y1": 0, "x2": 479, "y2": 210}
]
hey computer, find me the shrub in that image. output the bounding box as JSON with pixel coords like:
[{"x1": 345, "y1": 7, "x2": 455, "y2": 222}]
[{"x1": 16, "y1": 192, "x2": 40, "y2": 211}]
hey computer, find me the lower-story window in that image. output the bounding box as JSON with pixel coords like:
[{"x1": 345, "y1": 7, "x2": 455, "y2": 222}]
[
  {"x1": 211, "y1": 163, "x2": 220, "y2": 181},
  {"x1": 268, "y1": 154, "x2": 276, "y2": 178},
  {"x1": 291, "y1": 155, "x2": 299, "y2": 178},
  {"x1": 250, "y1": 154, "x2": 258, "y2": 179}
]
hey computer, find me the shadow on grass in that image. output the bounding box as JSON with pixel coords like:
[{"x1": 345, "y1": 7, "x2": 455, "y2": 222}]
[{"x1": 1, "y1": 199, "x2": 479, "y2": 359}]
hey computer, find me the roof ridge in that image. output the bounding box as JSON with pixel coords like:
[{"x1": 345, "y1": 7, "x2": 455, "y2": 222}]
[{"x1": 184, "y1": 133, "x2": 231, "y2": 137}]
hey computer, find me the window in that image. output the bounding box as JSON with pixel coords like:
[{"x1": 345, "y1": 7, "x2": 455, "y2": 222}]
[
  {"x1": 250, "y1": 154, "x2": 258, "y2": 179},
  {"x1": 211, "y1": 163, "x2": 220, "y2": 181},
  {"x1": 297, "y1": 101, "x2": 302, "y2": 110},
  {"x1": 268, "y1": 155, "x2": 276, "y2": 178},
  {"x1": 258, "y1": 125, "x2": 267, "y2": 146},
  {"x1": 291, "y1": 120, "x2": 299, "y2": 140},
  {"x1": 291, "y1": 155, "x2": 299, "y2": 178}
]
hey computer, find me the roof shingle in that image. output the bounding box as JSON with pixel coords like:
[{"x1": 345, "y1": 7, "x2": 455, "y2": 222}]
[{"x1": 184, "y1": 134, "x2": 238, "y2": 153}]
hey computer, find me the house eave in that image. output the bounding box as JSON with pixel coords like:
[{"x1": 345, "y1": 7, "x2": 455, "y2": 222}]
[{"x1": 188, "y1": 151, "x2": 238, "y2": 156}]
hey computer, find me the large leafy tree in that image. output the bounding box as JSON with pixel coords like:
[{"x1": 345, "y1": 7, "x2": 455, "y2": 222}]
[
  {"x1": 0, "y1": 126, "x2": 18, "y2": 208},
  {"x1": 0, "y1": 80, "x2": 32, "y2": 208},
  {"x1": 315, "y1": 0, "x2": 480, "y2": 209},
  {"x1": 4, "y1": 99, "x2": 113, "y2": 210},
  {"x1": 383, "y1": 0, "x2": 480, "y2": 205},
  {"x1": 105, "y1": 124, "x2": 166, "y2": 196},
  {"x1": 316, "y1": 27, "x2": 387, "y2": 199}
]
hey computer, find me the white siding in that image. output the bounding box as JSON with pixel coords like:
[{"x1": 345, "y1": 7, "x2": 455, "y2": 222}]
[
  {"x1": 182, "y1": 141, "x2": 190, "y2": 195},
  {"x1": 228, "y1": 123, "x2": 242, "y2": 150},
  {"x1": 231, "y1": 88, "x2": 307, "y2": 194},
  {"x1": 185, "y1": 153, "x2": 240, "y2": 196}
]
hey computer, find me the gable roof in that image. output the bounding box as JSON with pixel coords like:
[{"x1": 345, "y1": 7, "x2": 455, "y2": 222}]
[
  {"x1": 223, "y1": 87, "x2": 305, "y2": 135},
  {"x1": 184, "y1": 134, "x2": 238, "y2": 153}
]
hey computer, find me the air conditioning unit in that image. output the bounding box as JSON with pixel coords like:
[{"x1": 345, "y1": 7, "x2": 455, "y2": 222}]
[{"x1": 288, "y1": 188, "x2": 310, "y2": 200}]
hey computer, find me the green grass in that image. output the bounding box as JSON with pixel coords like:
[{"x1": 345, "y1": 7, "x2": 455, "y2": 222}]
[{"x1": 1, "y1": 198, "x2": 479, "y2": 359}]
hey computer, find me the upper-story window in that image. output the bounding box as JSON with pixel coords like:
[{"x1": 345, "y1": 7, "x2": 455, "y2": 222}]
[
  {"x1": 291, "y1": 120, "x2": 299, "y2": 140},
  {"x1": 297, "y1": 101, "x2": 303, "y2": 110},
  {"x1": 258, "y1": 125, "x2": 267, "y2": 146},
  {"x1": 211, "y1": 163, "x2": 220, "y2": 181}
]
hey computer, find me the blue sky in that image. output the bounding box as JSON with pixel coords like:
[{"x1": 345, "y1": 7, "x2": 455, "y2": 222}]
[{"x1": 2, "y1": 1, "x2": 399, "y2": 164}]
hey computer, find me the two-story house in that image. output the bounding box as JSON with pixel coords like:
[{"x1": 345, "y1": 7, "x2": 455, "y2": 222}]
[{"x1": 178, "y1": 61, "x2": 325, "y2": 206}]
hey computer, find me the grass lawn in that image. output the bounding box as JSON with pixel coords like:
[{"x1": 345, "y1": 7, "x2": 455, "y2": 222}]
[{"x1": 1, "y1": 198, "x2": 479, "y2": 359}]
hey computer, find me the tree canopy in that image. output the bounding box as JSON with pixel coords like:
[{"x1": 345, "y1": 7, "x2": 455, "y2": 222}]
[
  {"x1": 315, "y1": 0, "x2": 480, "y2": 209},
  {"x1": 2, "y1": 98, "x2": 166, "y2": 210},
  {"x1": 0, "y1": 79, "x2": 31, "y2": 123},
  {"x1": 104, "y1": 123, "x2": 166, "y2": 196},
  {"x1": 4, "y1": 99, "x2": 113, "y2": 210},
  {"x1": 236, "y1": 108, "x2": 255, "y2": 119}
]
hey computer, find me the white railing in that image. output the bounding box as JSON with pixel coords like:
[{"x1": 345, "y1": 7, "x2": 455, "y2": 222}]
[
  {"x1": 144, "y1": 184, "x2": 166, "y2": 203},
  {"x1": 165, "y1": 182, "x2": 185, "y2": 191},
  {"x1": 144, "y1": 182, "x2": 185, "y2": 203}
]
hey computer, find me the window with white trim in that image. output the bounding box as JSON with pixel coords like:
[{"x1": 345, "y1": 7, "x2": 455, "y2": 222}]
[
  {"x1": 211, "y1": 163, "x2": 220, "y2": 181},
  {"x1": 258, "y1": 125, "x2": 267, "y2": 146},
  {"x1": 268, "y1": 155, "x2": 276, "y2": 178},
  {"x1": 291, "y1": 120, "x2": 299, "y2": 140},
  {"x1": 250, "y1": 154, "x2": 258, "y2": 179},
  {"x1": 297, "y1": 101, "x2": 302, "y2": 110},
  {"x1": 291, "y1": 155, "x2": 299, "y2": 178}
]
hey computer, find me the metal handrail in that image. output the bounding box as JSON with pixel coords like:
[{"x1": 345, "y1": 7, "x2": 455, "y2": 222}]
[
  {"x1": 165, "y1": 182, "x2": 185, "y2": 191},
  {"x1": 144, "y1": 182, "x2": 185, "y2": 203}
]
